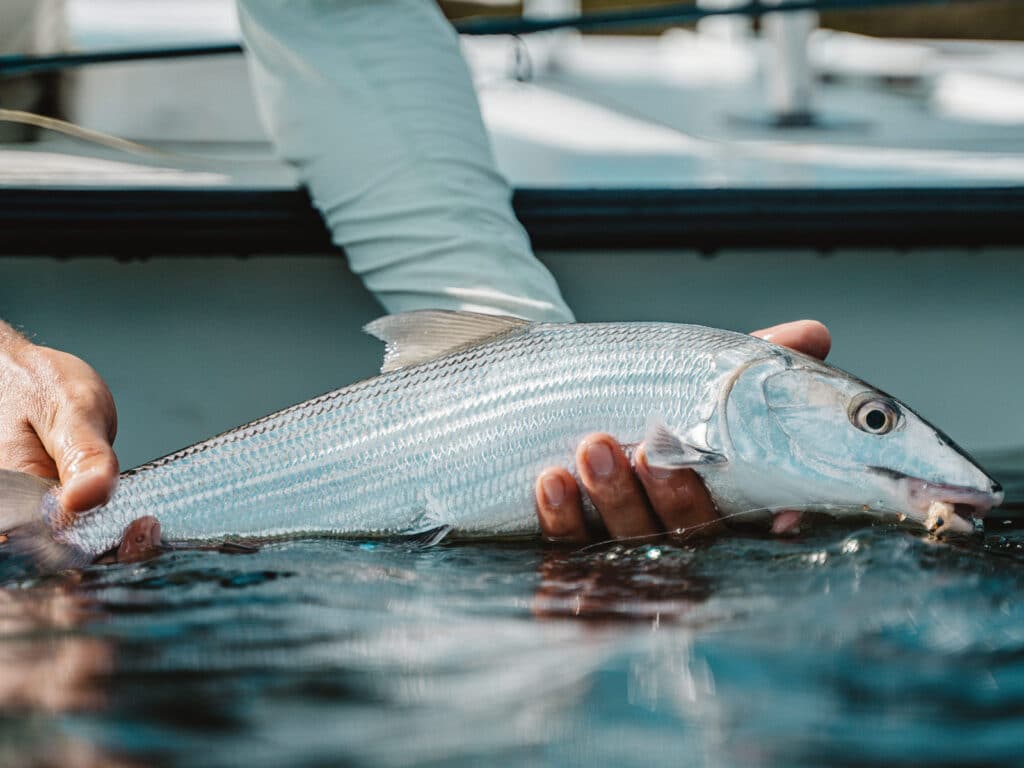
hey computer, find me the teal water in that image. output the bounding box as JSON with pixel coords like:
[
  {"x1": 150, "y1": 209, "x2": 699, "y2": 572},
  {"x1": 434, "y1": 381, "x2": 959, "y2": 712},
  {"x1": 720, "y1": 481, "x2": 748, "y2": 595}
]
[{"x1": 3, "y1": 512, "x2": 1024, "y2": 767}]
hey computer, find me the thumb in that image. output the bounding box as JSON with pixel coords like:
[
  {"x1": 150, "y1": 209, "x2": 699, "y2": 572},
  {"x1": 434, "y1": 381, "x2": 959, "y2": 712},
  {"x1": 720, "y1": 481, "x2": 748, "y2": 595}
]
[
  {"x1": 11, "y1": 344, "x2": 120, "y2": 516},
  {"x1": 40, "y1": 413, "x2": 119, "y2": 514}
]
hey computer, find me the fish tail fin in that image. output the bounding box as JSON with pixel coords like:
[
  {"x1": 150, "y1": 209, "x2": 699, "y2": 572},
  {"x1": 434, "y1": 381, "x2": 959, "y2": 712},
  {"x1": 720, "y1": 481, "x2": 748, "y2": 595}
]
[{"x1": 0, "y1": 469, "x2": 91, "y2": 573}]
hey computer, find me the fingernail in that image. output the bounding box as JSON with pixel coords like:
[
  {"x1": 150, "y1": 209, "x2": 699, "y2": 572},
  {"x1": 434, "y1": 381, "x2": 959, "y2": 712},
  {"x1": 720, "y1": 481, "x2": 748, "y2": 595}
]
[
  {"x1": 541, "y1": 473, "x2": 565, "y2": 507},
  {"x1": 583, "y1": 441, "x2": 615, "y2": 478},
  {"x1": 61, "y1": 468, "x2": 118, "y2": 512}
]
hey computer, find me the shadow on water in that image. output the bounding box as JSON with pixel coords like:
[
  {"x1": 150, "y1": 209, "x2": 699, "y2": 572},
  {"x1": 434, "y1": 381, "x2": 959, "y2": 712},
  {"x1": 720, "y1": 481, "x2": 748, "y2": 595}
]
[{"x1": 3, "y1": 516, "x2": 1024, "y2": 766}]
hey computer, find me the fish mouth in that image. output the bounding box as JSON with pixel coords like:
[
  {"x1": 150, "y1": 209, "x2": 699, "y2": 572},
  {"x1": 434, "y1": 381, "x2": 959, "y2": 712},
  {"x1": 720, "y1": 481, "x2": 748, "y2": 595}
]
[
  {"x1": 906, "y1": 478, "x2": 1001, "y2": 528},
  {"x1": 868, "y1": 467, "x2": 1004, "y2": 531}
]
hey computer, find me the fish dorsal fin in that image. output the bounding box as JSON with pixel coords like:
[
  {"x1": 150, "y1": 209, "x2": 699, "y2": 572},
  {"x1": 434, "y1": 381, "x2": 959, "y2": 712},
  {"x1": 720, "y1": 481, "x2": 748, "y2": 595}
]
[{"x1": 364, "y1": 310, "x2": 532, "y2": 373}]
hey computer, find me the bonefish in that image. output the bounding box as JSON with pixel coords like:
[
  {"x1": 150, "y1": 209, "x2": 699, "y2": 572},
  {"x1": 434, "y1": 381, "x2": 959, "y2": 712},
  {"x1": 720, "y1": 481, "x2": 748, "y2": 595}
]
[{"x1": 0, "y1": 311, "x2": 1003, "y2": 571}]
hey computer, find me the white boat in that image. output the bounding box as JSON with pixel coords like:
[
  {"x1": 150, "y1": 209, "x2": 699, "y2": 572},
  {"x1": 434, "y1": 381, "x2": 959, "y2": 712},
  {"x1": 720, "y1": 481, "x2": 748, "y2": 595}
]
[{"x1": 1, "y1": 0, "x2": 1022, "y2": 501}]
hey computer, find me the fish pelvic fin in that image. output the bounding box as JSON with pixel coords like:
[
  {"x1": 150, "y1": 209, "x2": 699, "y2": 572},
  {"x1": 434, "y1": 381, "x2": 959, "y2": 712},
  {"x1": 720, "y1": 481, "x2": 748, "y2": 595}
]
[
  {"x1": 400, "y1": 524, "x2": 453, "y2": 548},
  {"x1": 364, "y1": 310, "x2": 532, "y2": 373},
  {"x1": 0, "y1": 469, "x2": 91, "y2": 573}
]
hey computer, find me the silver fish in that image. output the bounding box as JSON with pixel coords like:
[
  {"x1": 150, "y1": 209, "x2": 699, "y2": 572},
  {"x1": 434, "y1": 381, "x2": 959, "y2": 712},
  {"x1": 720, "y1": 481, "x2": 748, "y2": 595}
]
[{"x1": 0, "y1": 311, "x2": 1004, "y2": 571}]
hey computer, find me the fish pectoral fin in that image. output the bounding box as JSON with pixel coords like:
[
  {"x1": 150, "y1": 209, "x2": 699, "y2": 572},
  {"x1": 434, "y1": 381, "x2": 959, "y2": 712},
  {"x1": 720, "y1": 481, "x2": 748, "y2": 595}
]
[
  {"x1": 644, "y1": 419, "x2": 727, "y2": 470},
  {"x1": 363, "y1": 310, "x2": 532, "y2": 373}
]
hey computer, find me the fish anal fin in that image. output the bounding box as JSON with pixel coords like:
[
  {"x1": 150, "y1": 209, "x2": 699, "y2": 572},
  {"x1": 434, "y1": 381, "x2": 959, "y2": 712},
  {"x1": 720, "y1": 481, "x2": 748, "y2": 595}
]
[
  {"x1": 644, "y1": 419, "x2": 727, "y2": 470},
  {"x1": 363, "y1": 310, "x2": 531, "y2": 373}
]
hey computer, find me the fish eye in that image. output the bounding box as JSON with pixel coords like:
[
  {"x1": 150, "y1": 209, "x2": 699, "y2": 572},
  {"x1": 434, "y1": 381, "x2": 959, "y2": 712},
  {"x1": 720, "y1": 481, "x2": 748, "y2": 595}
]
[{"x1": 850, "y1": 395, "x2": 900, "y2": 435}]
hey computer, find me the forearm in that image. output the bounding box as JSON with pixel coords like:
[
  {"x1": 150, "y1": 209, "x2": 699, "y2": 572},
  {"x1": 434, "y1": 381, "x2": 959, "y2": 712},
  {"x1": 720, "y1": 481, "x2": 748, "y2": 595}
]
[{"x1": 236, "y1": 0, "x2": 573, "y2": 322}]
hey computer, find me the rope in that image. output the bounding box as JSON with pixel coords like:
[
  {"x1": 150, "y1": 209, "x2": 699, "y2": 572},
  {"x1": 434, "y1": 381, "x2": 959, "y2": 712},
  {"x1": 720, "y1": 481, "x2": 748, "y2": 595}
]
[
  {"x1": 0, "y1": 108, "x2": 170, "y2": 157},
  {"x1": 0, "y1": 108, "x2": 276, "y2": 166}
]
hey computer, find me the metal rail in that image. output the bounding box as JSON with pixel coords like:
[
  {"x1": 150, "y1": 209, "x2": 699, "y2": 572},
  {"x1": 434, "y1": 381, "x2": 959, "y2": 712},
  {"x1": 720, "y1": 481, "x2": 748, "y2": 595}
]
[{"x1": 0, "y1": 0, "x2": 988, "y2": 77}]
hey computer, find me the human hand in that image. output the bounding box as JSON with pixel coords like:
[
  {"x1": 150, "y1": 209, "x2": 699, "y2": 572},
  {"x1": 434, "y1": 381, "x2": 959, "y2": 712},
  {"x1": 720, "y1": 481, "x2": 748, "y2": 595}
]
[
  {"x1": 535, "y1": 320, "x2": 831, "y2": 544},
  {"x1": 0, "y1": 322, "x2": 119, "y2": 515}
]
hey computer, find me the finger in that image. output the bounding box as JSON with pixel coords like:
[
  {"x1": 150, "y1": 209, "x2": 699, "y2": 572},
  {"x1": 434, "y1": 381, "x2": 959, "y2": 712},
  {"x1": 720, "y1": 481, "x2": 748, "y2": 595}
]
[
  {"x1": 36, "y1": 411, "x2": 119, "y2": 514},
  {"x1": 752, "y1": 320, "x2": 831, "y2": 361},
  {"x1": 20, "y1": 349, "x2": 119, "y2": 514},
  {"x1": 635, "y1": 445, "x2": 722, "y2": 537},
  {"x1": 577, "y1": 434, "x2": 661, "y2": 540},
  {"x1": 536, "y1": 467, "x2": 588, "y2": 544}
]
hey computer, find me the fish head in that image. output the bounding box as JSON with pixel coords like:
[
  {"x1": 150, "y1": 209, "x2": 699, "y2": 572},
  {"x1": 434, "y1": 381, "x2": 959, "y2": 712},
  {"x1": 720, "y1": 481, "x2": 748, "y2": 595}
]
[{"x1": 720, "y1": 352, "x2": 1002, "y2": 531}]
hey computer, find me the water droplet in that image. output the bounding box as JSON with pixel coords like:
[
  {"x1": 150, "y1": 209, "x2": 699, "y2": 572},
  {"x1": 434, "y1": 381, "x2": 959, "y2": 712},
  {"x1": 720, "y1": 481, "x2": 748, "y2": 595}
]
[{"x1": 647, "y1": 548, "x2": 662, "y2": 560}]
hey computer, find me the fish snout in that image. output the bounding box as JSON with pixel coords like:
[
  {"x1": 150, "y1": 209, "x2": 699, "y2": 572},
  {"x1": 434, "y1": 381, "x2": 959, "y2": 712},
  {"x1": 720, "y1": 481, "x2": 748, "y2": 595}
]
[
  {"x1": 904, "y1": 478, "x2": 1003, "y2": 531},
  {"x1": 869, "y1": 466, "x2": 1003, "y2": 525}
]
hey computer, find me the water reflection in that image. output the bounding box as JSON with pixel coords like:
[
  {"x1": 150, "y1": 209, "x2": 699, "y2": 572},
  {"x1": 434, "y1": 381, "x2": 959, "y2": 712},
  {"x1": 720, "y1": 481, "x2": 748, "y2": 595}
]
[
  {"x1": 2, "y1": 522, "x2": 1024, "y2": 767},
  {"x1": 532, "y1": 544, "x2": 712, "y2": 623},
  {"x1": 0, "y1": 575, "x2": 146, "y2": 767},
  {"x1": 0, "y1": 575, "x2": 110, "y2": 714}
]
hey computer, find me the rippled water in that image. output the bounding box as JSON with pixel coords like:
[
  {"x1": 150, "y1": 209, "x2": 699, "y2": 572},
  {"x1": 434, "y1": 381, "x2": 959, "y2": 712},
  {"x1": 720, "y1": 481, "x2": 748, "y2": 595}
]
[{"x1": 3, "y1": 505, "x2": 1024, "y2": 768}]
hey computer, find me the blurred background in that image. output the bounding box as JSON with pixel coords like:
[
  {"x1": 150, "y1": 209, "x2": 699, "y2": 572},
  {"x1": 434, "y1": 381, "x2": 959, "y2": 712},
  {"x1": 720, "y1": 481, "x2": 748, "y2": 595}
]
[{"x1": 443, "y1": 0, "x2": 1024, "y2": 39}]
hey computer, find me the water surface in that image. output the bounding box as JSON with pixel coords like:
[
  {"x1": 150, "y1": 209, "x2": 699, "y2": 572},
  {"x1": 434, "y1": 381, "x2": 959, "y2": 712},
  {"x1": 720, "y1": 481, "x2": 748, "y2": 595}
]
[{"x1": 3, "y1": 508, "x2": 1024, "y2": 767}]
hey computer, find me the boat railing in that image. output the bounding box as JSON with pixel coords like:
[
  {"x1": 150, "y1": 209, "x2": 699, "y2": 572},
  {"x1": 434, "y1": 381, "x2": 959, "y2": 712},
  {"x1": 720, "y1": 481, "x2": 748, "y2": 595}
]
[{"x1": 0, "y1": 0, "x2": 990, "y2": 77}]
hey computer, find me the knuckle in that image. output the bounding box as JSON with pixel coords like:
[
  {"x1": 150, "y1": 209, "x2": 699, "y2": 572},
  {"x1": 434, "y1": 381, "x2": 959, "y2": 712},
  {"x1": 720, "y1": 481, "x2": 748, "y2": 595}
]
[
  {"x1": 58, "y1": 438, "x2": 115, "y2": 473},
  {"x1": 25, "y1": 346, "x2": 109, "y2": 407},
  {"x1": 3, "y1": 346, "x2": 116, "y2": 445},
  {"x1": 63, "y1": 382, "x2": 108, "y2": 420},
  {"x1": 588, "y1": 476, "x2": 634, "y2": 510},
  {"x1": 542, "y1": 513, "x2": 581, "y2": 541},
  {"x1": 668, "y1": 477, "x2": 696, "y2": 508}
]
